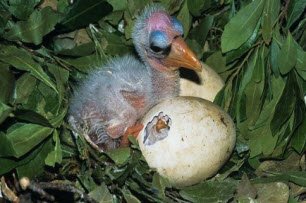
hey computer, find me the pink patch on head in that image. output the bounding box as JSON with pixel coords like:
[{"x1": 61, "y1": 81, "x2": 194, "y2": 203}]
[{"x1": 148, "y1": 12, "x2": 172, "y2": 32}]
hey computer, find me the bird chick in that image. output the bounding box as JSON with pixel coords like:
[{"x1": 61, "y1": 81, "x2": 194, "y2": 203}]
[{"x1": 69, "y1": 5, "x2": 202, "y2": 151}]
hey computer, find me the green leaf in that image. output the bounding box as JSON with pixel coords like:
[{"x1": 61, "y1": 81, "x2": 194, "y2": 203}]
[
  {"x1": 125, "y1": 0, "x2": 150, "y2": 16},
  {"x1": 262, "y1": 0, "x2": 280, "y2": 44},
  {"x1": 206, "y1": 51, "x2": 227, "y2": 73},
  {"x1": 102, "y1": 31, "x2": 133, "y2": 55},
  {"x1": 45, "y1": 130, "x2": 62, "y2": 167},
  {"x1": 278, "y1": 33, "x2": 297, "y2": 74},
  {"x1": 57, "y1": 0, "x2": 70, "y2": 13},
  {"x1": 4, "y1": 7, "x2": 61, "y2": 45},
  {"x1": 14, "y1": 109, "x2": 52, "y2": 127},
  {"x1": 188, "y1": 15, "x2": 214, "y2": 46},
  {"x1": 177, "y1": 0, "x2": 192, "y2": 37},
  {"x1": 13, "y1": 73, "x2": 37, "y2": 104},
  {"x1": 0, "y1": 123, "x2": 53, "y2": 158},
  {"x1": 244, "y1": 47, "x2": 265, "y2": 127},
  {"x1": 236, "y1": 174, "x2": 257, "y2": 200},
  {"x1": 64, "y1": 54, "x2": 103, "y2": 73},
  {"x1": 254, "y1": 182, "x2": 289, "y2": 203},
  {"x1": 253, "y1": 76, "x2": 285, "y2": 129},
  {"x1": 236, "y1": 49, "x2": 258, "y2": 124},
  {"x1": 36, "y1": 81, "x2": 61, "y2": 115},
  {"x1": 78, "y1": 172, "x2": 98, "y2": 192},
  {"x1": 271, "y1": 116, "x2": 294, "y2": 157},
  {"x1": 0, "y1": 136, "x2": 51, "y2": 176},
  {"x1": 107, "y1": 0, "x2": 127, "y2": 11},
  {"x1": 0, "y1": 10, "x2": 10, "y2": 35},
  {"x1": 16, "y1": 137, "x2": 53, "y2": 178},
  {"x1": 270, "y1": 39, "x2": 281, "y2": 77},
  {"x1": 297, "y1": 69, "x2": 306, "y2": 80},
  {"x1": 286, "y1": 0, "x2": 306, "y2": 28},
  {"x1": 271, "y1": 75, "x2": 296, "y2": 136},
  {"x1": 248, "y1": 124, "x2": 278, "y2": 157},
  {"x1": 0, "y1": 102, "x2": 12, "y2": 124},
  {"x1": 159, "y1": 0, "x2": 184, "y2": 14},
  {"x1": 106, "y1": 147, "x2": 131, "y2": 165},
  {"x1": 49, "y1": 106, "x2": 67, "y2": 128},
  {"x1": 54, "y1": 41, "x2": 95, "y2": 56},
  {"x1": 225, "y1": 19, "x2": 260, "y2": 63},
  {"x1": 291, "y1": 117, "x2": 306, "y2": 153},
  {"x1": 283, "y1": 171, "x2": 306, "y2": 186},
  {"x1": 253, "y1": 45, "x2": 267, "y2": 83},
  {"x1": 88, "y1": 183, "x2": 113, "y2": 203},
  {"x1": 296, "y1": 49, "x2": 306, "y2": 71},
  {"x1": 186, "y1": 38, "x2": 202, "y2": 58},
  {"x1": 180, "y1": 180, "x2": 237, "y2": 203},
  {"x1": 152, "y1": 173, "x2": 171, "y2": 200},
  {"x1": 254, "y1": 171, "x2": 306, "y2": 187},
  {"x1": 47, "y1": 63, "x2": 69, "y2": 106},
  {"x1": 59, "y1": 0, "x2": 113, "y2": 32},
  {"x1": 0, "y1": 46, "x2": 58, "y2": 93},
  {"x1": 122, "y1": 188, "x2": 141, "y2": 203},
  {"x1": 255, "y1": 152, "x2": 302, "y2": 175},
  {"x1": 187, "y1": 0, "x2": 207, "y2": 16},
  {"x1": 0, "y1": 65, "x2": 15, "y2": 103},
  {"x1": 8, "y1": 0, "x2": 41, "y2": 20},
  {"x1": 221, "y1": 0, "x2": 264, "y2": 52}
]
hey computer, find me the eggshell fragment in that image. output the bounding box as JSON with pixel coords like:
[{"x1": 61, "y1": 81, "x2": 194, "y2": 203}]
[{"x1": 138, "y1": 97, "x2": 236, "y2": 187}]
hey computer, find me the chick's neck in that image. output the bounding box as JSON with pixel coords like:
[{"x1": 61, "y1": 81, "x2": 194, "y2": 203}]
[{"x1": 147, "y1": 58, "x2": 180, "y2": 101}]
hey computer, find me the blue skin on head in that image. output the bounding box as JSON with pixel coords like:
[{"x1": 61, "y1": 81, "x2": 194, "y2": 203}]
[
  {"x1": 149, "y1": 30, "x2": 169, "y2": 49},
  {"x1": 149, "y1": 18, "x2": 184, "y2": 50},
  {"x1": 171, "y1": 17, "x2": 184, "y2": 36}
]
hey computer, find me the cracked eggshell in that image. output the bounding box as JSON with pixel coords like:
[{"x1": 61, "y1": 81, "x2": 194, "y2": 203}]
[
  {"x1": 138, "y1": 97, "x2": 236, "y2": 187},
  {"x1": 179, "y1": 63, "x2": 224, "y2": 102}
]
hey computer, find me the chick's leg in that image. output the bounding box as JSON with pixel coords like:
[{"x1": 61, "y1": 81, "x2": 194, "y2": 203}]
[{"x1": 120, "y1": 123, "x2": 144, "y2": 147}]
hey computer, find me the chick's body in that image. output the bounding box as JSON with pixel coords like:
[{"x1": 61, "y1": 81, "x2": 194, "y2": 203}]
[
  {"x1": 69, "y1": 6, "x2": 201, "y2": 151},
  {"x1": 69, "y1": 55, "x2": 171, "y2": 150}
]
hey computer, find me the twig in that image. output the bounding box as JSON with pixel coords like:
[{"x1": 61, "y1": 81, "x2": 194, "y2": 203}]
[
  {"x1": 1, "y1": 177, "x2": 20, "y2": 203},
  {"x1": 19, "y1": 177, "x2": 55, "y2": 202},
  {"x1": 277, "y1": 0, "x2": 291, "y2": 27},
  {"x1": 212, "y1": 5, "x2": 231, "y2": 17},
  {"x1": 165, "y1": 190, "x2": 190, "y2": 203},
  {"x1": 53, "y1": 56, "x2": 72, "y2": 71},
  {"x1": 39, "y1": 182, "x2": 96, "y2": 203},
  {"x1": 19, "y1": 177, "x2": 97, "y2": 203}
]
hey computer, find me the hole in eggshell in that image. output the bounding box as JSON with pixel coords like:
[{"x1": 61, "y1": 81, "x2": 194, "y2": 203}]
[{"x1": 143, "y1": 111, "x2": 171, "y2": 146}]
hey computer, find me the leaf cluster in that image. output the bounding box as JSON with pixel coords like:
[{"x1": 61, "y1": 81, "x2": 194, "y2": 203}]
[{"x1": 0, "y1": 0, "x2": 305, "y2": 202}]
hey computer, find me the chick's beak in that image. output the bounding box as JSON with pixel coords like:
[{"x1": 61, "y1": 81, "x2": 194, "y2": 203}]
[{"x1": 162, "y1": 37, "x2": 202, "y2": 72}]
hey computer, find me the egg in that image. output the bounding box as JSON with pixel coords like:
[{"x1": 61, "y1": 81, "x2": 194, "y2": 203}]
[
  {"x1": 179, "y1": 63, "x2": 224, "y2": 102},
  {"x1": 138, "y1": 97, "x2": 236, "y2": 187}
]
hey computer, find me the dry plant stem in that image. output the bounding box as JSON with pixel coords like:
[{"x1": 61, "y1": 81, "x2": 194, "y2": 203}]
[
  {"x1": 28, "y1": 182, "x2": 55, "y2": 202},
  {"x1": 1, "y1": 177, "x2": 20, "y2": 203},
  {"x1": 212, "y1": 4, "x2": 230, "y2": 18},
  {"x1": 53, "y1": 56, "x2": 72, "y2": 71},
  {"x1": 36, "y1": 182, "x2": 96, "y2": 203},
  {"x1": 278, "y1": 0, "x2": 291, "y2": 26},
  {"x1": 20, "y1": 177, "x2": 96, "y2": 202},
  {"x1": 23, "y1": 179, "x2": 96, "y2": 203},
  {"x1": 76, "y1": 133, "x2": 105, "y2": 165},
  {"x1": 165, "y1": 190, "x2": 190, "y2": 203}
]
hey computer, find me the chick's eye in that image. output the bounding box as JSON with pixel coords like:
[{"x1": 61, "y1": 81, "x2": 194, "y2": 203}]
[
  {"x1": 150, "y1": 45, "x2": 163, "y2": 53},
  {"x1": 149, "y1": 31, "x2": 169, "y2": 53}
]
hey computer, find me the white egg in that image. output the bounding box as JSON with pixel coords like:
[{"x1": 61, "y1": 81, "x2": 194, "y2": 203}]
[
  {"x1": 138, "y1": 97, "x2": 236, "y2": 187},
  {"x1": 180, "y1": 63, "x2": 224, "y2": 102}
]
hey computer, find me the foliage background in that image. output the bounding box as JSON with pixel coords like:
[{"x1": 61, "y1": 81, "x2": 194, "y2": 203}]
[{"x1": 0, "y1": 0, "x2": 305, "y2": 202}]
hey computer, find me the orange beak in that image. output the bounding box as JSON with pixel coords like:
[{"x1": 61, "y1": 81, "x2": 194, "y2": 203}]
[{"x1": 162, "y1": 37, "x2": 202, "y2": 72}]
